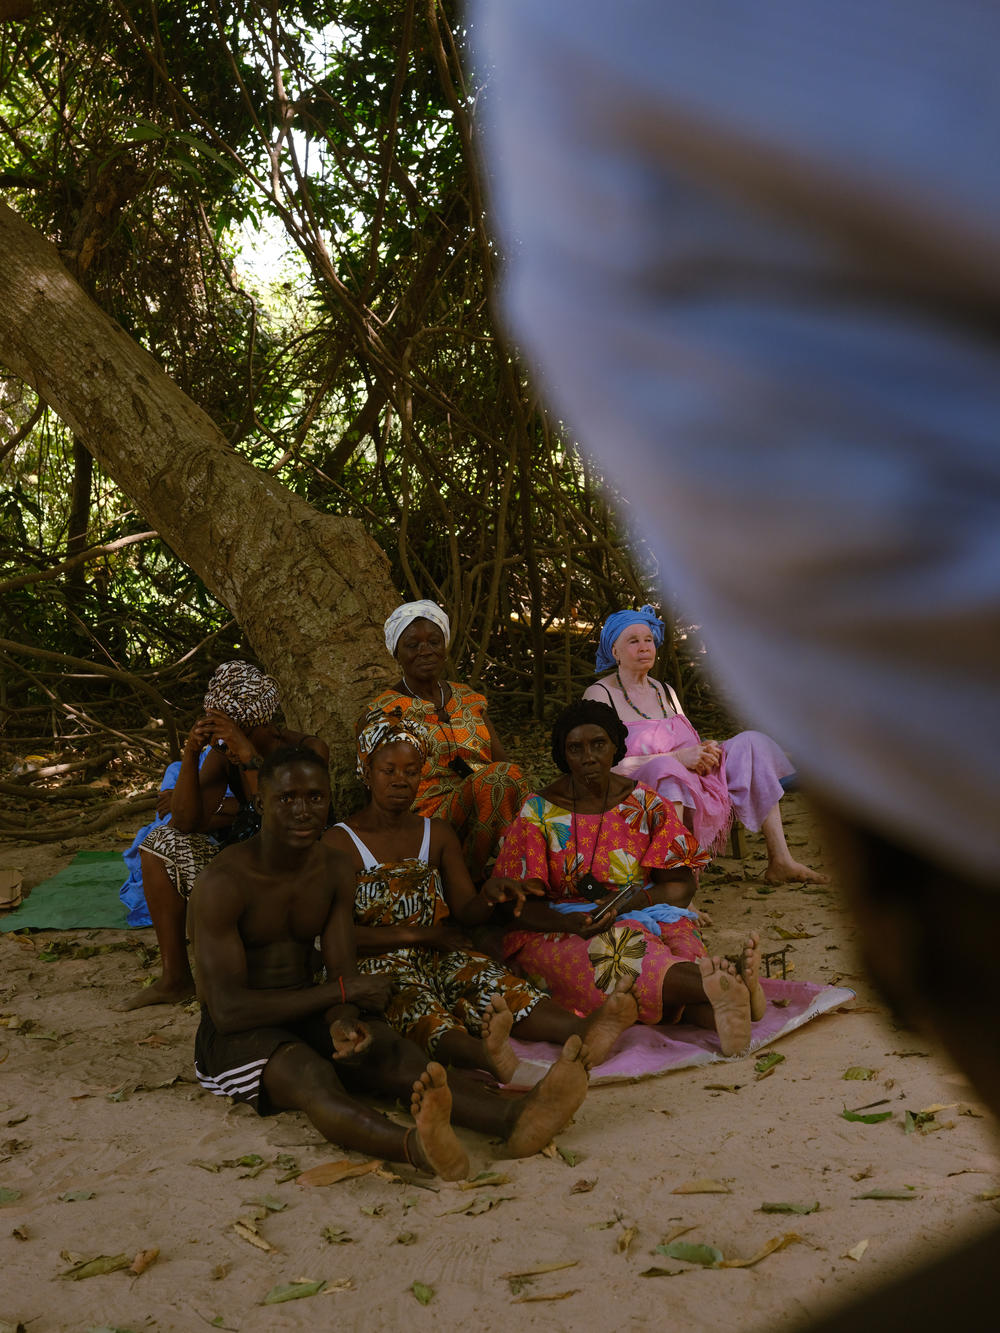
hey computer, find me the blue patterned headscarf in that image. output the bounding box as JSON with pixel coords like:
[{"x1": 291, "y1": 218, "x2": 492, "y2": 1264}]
[{"x1": 595, "y1": 605, "x2": 665, "y2": 673}]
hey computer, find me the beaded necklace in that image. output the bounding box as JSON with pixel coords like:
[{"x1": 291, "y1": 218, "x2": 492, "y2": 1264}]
[{"x1": 614, "y1": 668, "x2": 668, "y2": 720}]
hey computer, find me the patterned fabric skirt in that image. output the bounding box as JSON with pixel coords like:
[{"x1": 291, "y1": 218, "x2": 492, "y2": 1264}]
[
  {"x1": 140, "y1": 824, "x2": 218, "y2": 900},
  {"x1": 419, "y1": 761, "x2": 528, "y2": 880},
  {"x1": 502, "y1": 916, "x2": 705, "y2": 1025},
  {"x1": 359, "y1": 945, "x2": 544, "y2": 1056}
]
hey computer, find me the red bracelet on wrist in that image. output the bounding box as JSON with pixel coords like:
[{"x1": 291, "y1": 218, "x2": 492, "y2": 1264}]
[{"x1": 338, "y1": 975, "x2": 347, "y2": 1004}]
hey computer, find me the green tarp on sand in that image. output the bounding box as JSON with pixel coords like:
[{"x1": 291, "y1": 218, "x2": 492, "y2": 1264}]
[{"x1": 0, "y1": 851, "x2": 129, "y2": 931}]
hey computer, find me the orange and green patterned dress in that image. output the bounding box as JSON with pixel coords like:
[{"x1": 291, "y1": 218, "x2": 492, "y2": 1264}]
[{"x1": 367, "y1": 682, "x2": 529, "y2": 880}]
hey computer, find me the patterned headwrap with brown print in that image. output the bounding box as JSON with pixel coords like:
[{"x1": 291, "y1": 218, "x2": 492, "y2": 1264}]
[
  {"x1": 355, "y1": 707, "x2": 428, "y2": 778},
  {"x1": 203, "y1": 660, "x2": 280, "y2": 730}
]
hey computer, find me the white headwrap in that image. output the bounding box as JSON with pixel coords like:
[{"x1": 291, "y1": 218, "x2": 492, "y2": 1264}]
[{"x1": 384, "y1": 600, "x2": 451, "y2": 656}]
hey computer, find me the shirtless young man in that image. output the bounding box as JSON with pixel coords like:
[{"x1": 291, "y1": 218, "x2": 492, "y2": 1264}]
[{"x1": 189, "y1": 745, "x2": 593, "y2": 1179}]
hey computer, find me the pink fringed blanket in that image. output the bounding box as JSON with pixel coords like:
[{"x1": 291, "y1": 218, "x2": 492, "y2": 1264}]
[{"x1": 507, "y1": 978, "x2": 854, "y2": 1087}]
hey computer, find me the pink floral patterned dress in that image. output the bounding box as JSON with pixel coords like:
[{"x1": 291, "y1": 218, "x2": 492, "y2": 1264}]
[{"x1": 495, "y1": 784, "x2": 707, "y2": 1024}]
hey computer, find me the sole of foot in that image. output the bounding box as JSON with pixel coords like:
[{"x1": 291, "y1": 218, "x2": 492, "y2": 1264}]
[
  {"x1": 504, "y1": 1034, "x2": 591, "y2": 1158},
  {"x1": 697, "y1": 955, "x2": 752, "y2": 1057},
  {"x1": 582, "y1": 982, "x2": 639, "y2": 1066},
  {"x1": 739, "y1": 931, "x2": 768, "y2": 1022},
  {"x1": 409, "y1": 1062, "x2": 470, "y2": 1181},
  {"x1": 482, "y1": 993, "x2": 519, "y2": 1084}
]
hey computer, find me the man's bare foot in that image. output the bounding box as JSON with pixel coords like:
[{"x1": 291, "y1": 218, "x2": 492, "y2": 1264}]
[
  {"x1": 739, "y1": 931, "x2": 767, "y2": 1022},
  {"x1": 409, "y1": 1063, "x2": 470, "y2": 1181},
  {"x1": 481, "y1": 994, "x2": 519, "y2": 1083},
  {"x1": 581, "y1": 979, "x2": 639, "y2": 1066},
  {"x1": 118, "y1": 976, "x2": 195, "y2": 1011},
  {"x1": 764, "y1": 857, "x2": 829, "y2": 885},
  {"x1": 697, "y1": 955, "x2": 752, "y2": 1056},
  {"x1": 504, "y1": 1034, "x2": 591, "y2": 1157}
]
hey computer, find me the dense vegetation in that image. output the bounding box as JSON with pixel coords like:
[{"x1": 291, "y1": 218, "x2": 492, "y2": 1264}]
[{"x1": 0, "y1": 1, "x2": 713, "y2": 814}]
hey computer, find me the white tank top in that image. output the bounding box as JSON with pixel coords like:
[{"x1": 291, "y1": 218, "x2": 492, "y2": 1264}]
[{"x1": 333, "y1": 817, "x2": 431, "y2": 871}]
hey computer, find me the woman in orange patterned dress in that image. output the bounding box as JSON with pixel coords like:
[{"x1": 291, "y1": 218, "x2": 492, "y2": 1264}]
[{"x1": 366, "y1": 600, "x2": 529, "y2": 881}]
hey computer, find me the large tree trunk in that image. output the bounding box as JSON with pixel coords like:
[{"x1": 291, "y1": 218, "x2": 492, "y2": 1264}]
[{"x1": 0, "y1": 200, "x2": 398, "y2": 798}]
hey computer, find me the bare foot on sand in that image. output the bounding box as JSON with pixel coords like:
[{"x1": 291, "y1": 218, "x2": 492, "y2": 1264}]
[
  {"x1": 764, "y1": 857, "x2": 829, "y2": 885},
  {"x1": 697, "y1": 955, "x2": 752, "y2": 1057},
  {"x1": 118, "y1": 976, "x2": 195, "y2": 1011},
  {"x1": 504, "y1": 1034, "x2": 591, "y2": 1158},
  {"x1": 581, "y1": 980, "x2": 639, "y2": 1067},
  {"x1": 409, "y1": 1063, "x2": 470, "y2": 1181},
  {"x1": 481, "y1": 994, "x2": 519, "y2": 1084},
  {"x1": 739, "y1": 931, "x2": 767, "y2": 1022}
]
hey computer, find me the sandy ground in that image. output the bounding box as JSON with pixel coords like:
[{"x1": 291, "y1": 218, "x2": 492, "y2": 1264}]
[{"x1": 1, "y1": 791, "x2": 998, "y2": 1332}]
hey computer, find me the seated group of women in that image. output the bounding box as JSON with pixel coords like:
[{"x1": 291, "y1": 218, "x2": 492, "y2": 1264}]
[{"x1": 131, "y1": 598, "x2": 823, "y2": 1073}]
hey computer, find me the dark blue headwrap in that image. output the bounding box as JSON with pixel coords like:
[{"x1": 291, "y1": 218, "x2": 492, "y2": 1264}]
[{"x1": 595, "y1": 605, "x2": 665, "y2": 673}]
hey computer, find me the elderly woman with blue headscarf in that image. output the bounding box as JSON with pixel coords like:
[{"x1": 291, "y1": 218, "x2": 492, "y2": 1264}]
[
  {"x1": 583, "y1": 607, "x2": 827, "y2": 884},
  {"x1": 366, "y1": 600, "x2": 529, "y2": 881}
]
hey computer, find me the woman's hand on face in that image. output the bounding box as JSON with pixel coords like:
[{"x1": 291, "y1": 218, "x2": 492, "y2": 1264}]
[
  {"x1": 204, "y1": 709, "x2": 254, "y2": 765},
  {"x1": 479, "y1": 877, "x2": 546, "y2": 917},
  {"x1": 183, "y1": 716, "x2": 215, "y2": 757}
]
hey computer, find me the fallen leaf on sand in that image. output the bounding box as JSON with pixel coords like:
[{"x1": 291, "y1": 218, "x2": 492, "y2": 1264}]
[
  {"x1": 660, "y1": 1225, "x2": 695, "y2": 1245},
  {"x1": 321, "y1": 1226, "x2": 353, "y2": 1244},
  {"x1": 60, "y1": 1252, "x2": 131, "y2": 1280},
  {"x1": 502, "y1": 1261, "x2": 579, "y2": 1279},
  {"x1": 458, "y1": 1172, "x2": 510, "y2": 1190},
  {"x1": 616, "y1": 1225, "x2": 638, "y2": 1254},
  {"x1": 557, "y1": 1146, "x2": 582, "y2": 1167},
  {"x1": 512, "y1": 1291, "x2": 578, "y2": 1303},
  {"x1": 443, "y1": 1194, "x2": 513, "y2": 1217},
  {"x1": 842, "y1": 1108, "x2": 893, "y2": 1125},
  {"x1": 852, "y1": 1188, "x2": 920, "y2": 1201},
  {"x1": 656, "y1": 1241, "x2": 723, "y2": 1267},
  {"x1": 672, "y1": 1179, "x2": 730, "y2": 1195},
  {"x1": 411, "y1": 1281, "x2": 434, "y2": 1305},
  {"x1": 640, "y1": 1266, "x2": 686, "y2": 1278},
  {"x1": 703, "y1": 1084, "x2": 742, "y2": 1094},
  {"x1": 977, "y1": 1189, "x2": 1000, "y2": 1202},
  {"x1": 396, "y1": 1232, "x2": 417, "y2": 1245},
  {"x1": 844, "y1": 1240, "x2": 869, "y2": 1261},
  {"x1": 570, "y1": 1179, "x2": 595, "y2": 1194},
  {"x1": 850, "y1": 1165, "x2": 874, "y2": 1182},
  {"x1": 296, "y1": 1159, "x2": 382, "y2": 1187},
  {"x1": 359, "y1": 1203, "x2": 385, "y2": 1218},
  {"x1": 842, "y1": 1067, "x2": 876, "y2": 1081},
  {"x1": 262, "y1": 1279, "x2": 326, "y2": 1304},
  {"x1": 129, "y1": 1247, "x2": 159, "y2": 1276},
  {"x1": 719, "y1": 1233, "x2": 803, "y2": 1269},
  {"x1": 0, "y1": 1187, "x2": 23, "y2": 1205},
  {"x1": 760, "y1": 1202, "x2": 819, "y2": 1215},
  {"x1": 233, "y1": 1220, "x2": 276, "y2": 1253}
]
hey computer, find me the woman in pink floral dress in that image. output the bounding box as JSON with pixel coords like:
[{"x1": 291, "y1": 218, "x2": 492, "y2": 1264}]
[{"x1": 495, "y1": 701, "x2": 767, "y2": 1055}]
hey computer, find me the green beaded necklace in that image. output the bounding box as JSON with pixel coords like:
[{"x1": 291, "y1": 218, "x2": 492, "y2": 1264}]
[{"x1": 615, "y1": 669, "x2": 668, "y2": 720}]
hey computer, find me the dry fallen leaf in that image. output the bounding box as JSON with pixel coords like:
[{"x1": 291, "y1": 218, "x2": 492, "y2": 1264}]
[
  {"x1": 671, "y1": 1179, "x2": 731, "y2": 1195},
  {"x1": 296, "y1": 1159, "x2": 382, "y2": 1187},
  {"x1": 129, "y1": 1246, "x2": 159, "y2": 1275},
  {"x1": 502, "y1": 1261, "x2": 579, "y2": 1279},
  {"x1": 616, "y1": 1225, "x2": 638, "y2": 1254},
  {"x1": 850, "y1": 1165, "x2": 874, "y2": 1182},
  {"x1": 232, "y1": 1219, "x2": 276, "y2": 1253},
  {"x1": 512, "y1": 1290, "x2": 578, "y2": 1303},
  {"x1": 569, "y1": 1179, "x2": 595, "y2": 1194},
  {"x1": 458, "y1": 1172, "x2": 510, "y2": 1191},
  {"x1": 844, "y1": 1239, "x2": 869, "y2": 1262},
  {"x1": 719, "y1": 1232, "x2": 803, "y2": 1269}
]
